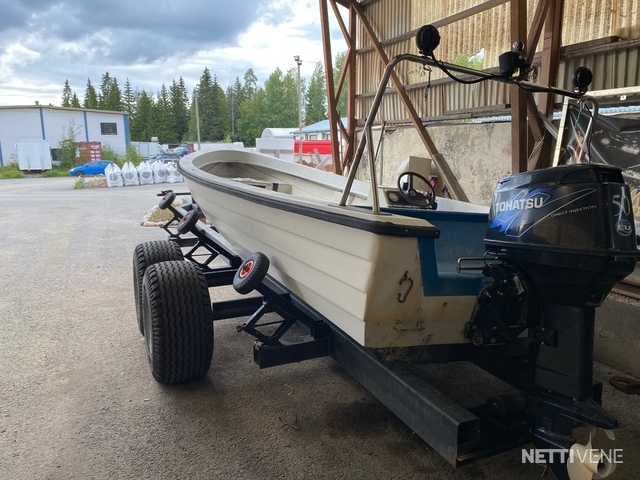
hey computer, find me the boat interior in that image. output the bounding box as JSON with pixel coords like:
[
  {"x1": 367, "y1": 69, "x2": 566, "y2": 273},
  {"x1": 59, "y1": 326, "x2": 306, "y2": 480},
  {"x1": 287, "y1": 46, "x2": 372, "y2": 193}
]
[{"x1": 200, "y1": 155, "x2": 491, "y2": 297}]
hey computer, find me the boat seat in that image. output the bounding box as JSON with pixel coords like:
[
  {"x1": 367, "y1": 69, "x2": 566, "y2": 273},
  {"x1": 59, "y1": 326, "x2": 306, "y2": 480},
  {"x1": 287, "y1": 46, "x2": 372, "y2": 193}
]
[{"x1": 232, "y1": 177, "x2": 292, "y2": 194}]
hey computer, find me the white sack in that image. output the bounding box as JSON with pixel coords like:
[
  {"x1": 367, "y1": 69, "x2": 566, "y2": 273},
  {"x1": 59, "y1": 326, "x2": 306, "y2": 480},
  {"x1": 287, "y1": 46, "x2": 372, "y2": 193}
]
[
  {"x1": 105, "y1": 163, "x2": 123, "y2": 187},
  {"x1": 122, "y1": 161, "x2": 139, "y2": 186},
  {"x1": 137, "y1": 161, "x2": 154, "y2": 185}
]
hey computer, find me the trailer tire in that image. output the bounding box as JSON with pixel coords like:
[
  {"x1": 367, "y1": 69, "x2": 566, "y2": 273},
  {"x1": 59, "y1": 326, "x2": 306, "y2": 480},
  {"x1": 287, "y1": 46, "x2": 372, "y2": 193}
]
[
  {"x1": 177, "y1": 210, "x2": 198, "y2": 235},
  {"x1": 233, "y1": 252, "x2": 270, "y2": 294},
  {"x1": 158, "y1": 190, "x2": 176, "y2": 210},
  {"x1": 141, "y1": 261, "x2": 213, "y2": 384},
  {"x1": 133, "y1": 241, "x2": 184, "y2": 335}
]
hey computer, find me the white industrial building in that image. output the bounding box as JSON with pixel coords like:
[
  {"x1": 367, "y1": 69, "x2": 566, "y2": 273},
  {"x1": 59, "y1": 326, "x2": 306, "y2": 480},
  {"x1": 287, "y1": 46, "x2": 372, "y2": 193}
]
[{"x1": 0, "y1": 105, "x2": 129, "y2": 167}]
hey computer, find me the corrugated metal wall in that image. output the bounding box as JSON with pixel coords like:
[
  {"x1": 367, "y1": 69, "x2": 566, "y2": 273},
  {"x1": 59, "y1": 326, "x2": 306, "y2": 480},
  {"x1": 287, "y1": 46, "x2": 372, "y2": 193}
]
[
  {"x1": 355, "y1": 0, "x2": 640, "y2": 121},
  {"x1": 16, "y1": 140, "x2": 52, "y2": 170}
]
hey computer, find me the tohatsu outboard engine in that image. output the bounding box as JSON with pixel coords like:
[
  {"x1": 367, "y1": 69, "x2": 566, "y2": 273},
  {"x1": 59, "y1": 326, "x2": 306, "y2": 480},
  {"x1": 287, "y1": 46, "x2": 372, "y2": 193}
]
[{"x1": 472, "y1": 163, "x2": 639, "y2": 478}]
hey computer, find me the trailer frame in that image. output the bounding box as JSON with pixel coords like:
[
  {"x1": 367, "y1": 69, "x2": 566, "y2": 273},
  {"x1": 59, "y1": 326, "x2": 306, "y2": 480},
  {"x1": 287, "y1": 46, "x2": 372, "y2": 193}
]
[{"x1": 146, "y1": 192, "x2": 604, "y2": 471}]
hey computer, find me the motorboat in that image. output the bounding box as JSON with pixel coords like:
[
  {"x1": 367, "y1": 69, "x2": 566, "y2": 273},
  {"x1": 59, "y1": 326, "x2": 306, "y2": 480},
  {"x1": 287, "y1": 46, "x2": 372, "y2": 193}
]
[
  {"x1": 179, "y1": 146, "x2": 490, "y2": 349},
  {"x1": 159, "y1": 24, "x2": 639, "y2": 479}
]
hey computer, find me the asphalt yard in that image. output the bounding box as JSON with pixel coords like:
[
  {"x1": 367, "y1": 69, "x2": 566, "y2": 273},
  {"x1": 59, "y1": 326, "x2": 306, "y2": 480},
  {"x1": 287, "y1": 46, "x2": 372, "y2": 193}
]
[{"x1": 1, "y1": 177, "x2": 638, "y2": 479}]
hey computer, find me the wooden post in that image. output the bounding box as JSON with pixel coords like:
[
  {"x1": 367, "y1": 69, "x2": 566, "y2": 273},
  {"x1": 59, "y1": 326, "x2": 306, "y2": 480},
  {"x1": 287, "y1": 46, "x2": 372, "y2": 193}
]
[
  {"x1": 511, "y1": 0, "x2": 528, "y2": 174},
  {"x1": 351, "y1": 1, "x2": 468, "y2": 201},
  {"x1": 319, "y1": 0, "x2": 343, "y2": 175}
]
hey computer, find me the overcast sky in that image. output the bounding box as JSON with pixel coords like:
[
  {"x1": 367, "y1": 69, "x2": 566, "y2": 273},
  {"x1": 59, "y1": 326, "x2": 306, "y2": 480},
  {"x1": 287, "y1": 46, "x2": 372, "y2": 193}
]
[{"x1": 0, "y1": 0, "x2": 346, "y2": 106}]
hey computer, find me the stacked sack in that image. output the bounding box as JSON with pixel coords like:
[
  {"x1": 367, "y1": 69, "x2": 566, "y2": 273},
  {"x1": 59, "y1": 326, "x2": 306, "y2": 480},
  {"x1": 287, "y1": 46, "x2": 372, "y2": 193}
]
[
  {"x1": 122, "y1": 161, "x2": 139, "y2": 186},
  {"x1": 105, "y1": 163, "x2": 124, "y2": 187},
  {"x1": 131, "y1": 160, "x2": 184, "y2": 185},
  {"x1": 151, "y1": 161, "x2": 167, "y2": 183},
  {"x1": 137, "y1": 161, "x2": 154, "y2": 185},
  {"x1": 166, "y1": 163, "x2": 184, "y2": 183}
]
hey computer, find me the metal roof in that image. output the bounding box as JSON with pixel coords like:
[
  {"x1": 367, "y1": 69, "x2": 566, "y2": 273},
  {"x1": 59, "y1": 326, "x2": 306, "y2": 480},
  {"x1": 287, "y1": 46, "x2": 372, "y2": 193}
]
[
  {"x1": 0, "y1": 104, "x2": 124, "y2": 115},
  {"x1": 261, "y1": 127, "x2": 296, "y2": 138},
  {"x1": 291, "y1": 118, "x2": 349, "y2": 134}
]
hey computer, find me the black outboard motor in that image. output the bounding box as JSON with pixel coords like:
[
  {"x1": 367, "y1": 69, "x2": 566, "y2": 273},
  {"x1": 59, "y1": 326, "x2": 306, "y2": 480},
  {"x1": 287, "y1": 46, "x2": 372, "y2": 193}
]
[{"x1": 482, "y1": 163, "x2": 638, "y2": 477}]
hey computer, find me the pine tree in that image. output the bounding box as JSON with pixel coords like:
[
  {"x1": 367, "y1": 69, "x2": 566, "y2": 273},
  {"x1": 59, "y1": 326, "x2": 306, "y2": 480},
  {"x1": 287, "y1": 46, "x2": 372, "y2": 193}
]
[
  {"x1": 227, "y1": 76, "x2": 244, "y2": 137},
  {"x1": 84, "y1": 79, "x2": 98, "y2": 109},
  {"x1": 187, "y1": 89, "x2": 198, "y2": 142},
  {"x1": 195, "y1": 68, "x2": 214, "y2": 141},
  {"x1": 243, "y1": 68, "x2": 258, "y2": 99},
  {"x1": 131, "y1": 91, "x2": 155, "y2": 142},
  {"x1": 211, "y1": 75, "x2": 228, "y2": 141},
  {"x1": 170, "y1": 78, "x2": 190, "y2": 143},
  {"x1": 155, "y1": 84, "x2": 173, "y2": 143},
  {"x1": 71, "y1": 93, "x2": 81, "y2": 108},
  {"x1": 61, "y1": 79, "x2": 72, "y2": 107},
  {"x1": 123, "y1": 79, "x2": 136, "y2": 120},
  {"x1": 333, "y1": 51, "x2": 348, "y2": 116},
  {"x1": 98, "y1": 72, "x2": 112, "y2": 109},
  {"x1": 104, "y1": 77, "x2": 122, "y2": 111},
  {"x1": 305, "y1": 61, "x2": 327, "y2": 124}
]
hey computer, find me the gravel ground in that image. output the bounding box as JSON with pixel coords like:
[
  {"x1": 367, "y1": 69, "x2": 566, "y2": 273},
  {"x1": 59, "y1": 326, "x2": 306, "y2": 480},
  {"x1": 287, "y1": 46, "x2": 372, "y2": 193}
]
[{"x1": 0, "y1": 177, "x2": 638, "y2": 480}]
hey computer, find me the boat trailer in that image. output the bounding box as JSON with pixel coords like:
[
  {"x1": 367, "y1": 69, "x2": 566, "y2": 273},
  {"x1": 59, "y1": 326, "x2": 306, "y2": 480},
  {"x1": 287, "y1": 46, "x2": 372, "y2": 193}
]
[{"x1": 131, "y1": 190, "x2": 624, "y2": 480}]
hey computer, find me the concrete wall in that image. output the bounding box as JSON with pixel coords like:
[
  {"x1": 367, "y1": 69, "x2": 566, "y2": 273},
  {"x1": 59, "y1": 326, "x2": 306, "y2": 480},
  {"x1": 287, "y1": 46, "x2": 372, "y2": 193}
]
[
  {"x1": 356, "y1": 121, "x2": 640, "y2": 377},
  {"x1": 357, "y1": 122, "x2": 512, "y2": 206},
  {"x1": 595, "y1": 295, "x2": 640, "y2": 378}
]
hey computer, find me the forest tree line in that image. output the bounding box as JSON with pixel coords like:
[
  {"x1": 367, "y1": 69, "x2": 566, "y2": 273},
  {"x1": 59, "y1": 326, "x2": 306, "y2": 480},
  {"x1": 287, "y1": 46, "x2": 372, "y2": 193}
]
[{"x1": 61, "y1": 53, "x2": 348, "y2": 148}]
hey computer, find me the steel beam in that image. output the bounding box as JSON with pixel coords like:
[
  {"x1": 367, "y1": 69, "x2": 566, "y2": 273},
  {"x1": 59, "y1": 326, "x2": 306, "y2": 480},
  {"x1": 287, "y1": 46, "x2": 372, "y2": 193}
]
[
  {"x1": 510, "y1": 0, "x2": 528, "y2": 174},
  {"x1": 329, "y1": 323, "x2": 480, "y2": 465}
]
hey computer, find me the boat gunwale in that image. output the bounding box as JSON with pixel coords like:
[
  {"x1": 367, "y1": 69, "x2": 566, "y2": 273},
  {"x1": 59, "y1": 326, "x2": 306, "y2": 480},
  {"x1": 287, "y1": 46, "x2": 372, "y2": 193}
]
[{"x1": 180, "y1": 156, "x2": 441, "y2": 239}]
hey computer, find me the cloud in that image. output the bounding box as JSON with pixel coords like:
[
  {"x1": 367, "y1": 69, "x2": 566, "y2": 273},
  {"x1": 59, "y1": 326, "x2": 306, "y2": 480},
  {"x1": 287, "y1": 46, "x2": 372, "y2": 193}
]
[
  {"x1": 3, "y1": 1, "x2": 269, "y2": 64},
  {"x1": 0, "y1": 0, "x2": 347, "y2": 106},
  {"x1": 0, "y1": 43, "x2": 40, "y2": 74}
]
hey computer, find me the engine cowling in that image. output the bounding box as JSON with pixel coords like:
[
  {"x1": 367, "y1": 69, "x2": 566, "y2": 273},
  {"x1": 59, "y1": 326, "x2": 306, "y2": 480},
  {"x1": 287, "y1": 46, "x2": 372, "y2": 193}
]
[
  {"x1": 478, "y1": 164, "x2": 639, "y2": 446},
  {"x1": 485, "y1": 164, "x2": 637, "y2": 306}
]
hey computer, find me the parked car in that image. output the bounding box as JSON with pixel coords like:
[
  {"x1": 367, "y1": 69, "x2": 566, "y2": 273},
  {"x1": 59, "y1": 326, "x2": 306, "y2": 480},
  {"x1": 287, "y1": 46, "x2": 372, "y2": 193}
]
[
  {"x1": 69, "y1": 160, "x2": 115, "y2": 177},
  {"x1": 149, "y1": 153, "x2": 181, "y2": 164},
  {"x1": 173, "y1": 146, "x2": 189, "y2": 156}
]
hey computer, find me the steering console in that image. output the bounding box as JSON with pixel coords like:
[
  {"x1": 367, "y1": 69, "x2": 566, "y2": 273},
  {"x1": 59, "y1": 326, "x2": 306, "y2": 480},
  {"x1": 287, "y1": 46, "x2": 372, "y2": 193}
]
[{"x1": 397, "y1": 171, "x2": 437, "y2": 208}]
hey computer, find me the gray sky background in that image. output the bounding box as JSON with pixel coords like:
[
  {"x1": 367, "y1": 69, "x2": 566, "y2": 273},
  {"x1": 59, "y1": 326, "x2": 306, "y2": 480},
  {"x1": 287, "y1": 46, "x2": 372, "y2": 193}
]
[{"x1": 0, "y1": 0, "x2": 345, "y2": 106}]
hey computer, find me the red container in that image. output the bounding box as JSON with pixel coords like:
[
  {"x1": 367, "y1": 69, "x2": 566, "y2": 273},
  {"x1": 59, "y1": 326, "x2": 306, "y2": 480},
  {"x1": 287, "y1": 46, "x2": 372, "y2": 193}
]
[
  {"x1": 76, "y1": 142, "x2": 102, "y2": 162},
  {"x1": 294, "y1": 140, "x2": 332, "y2": 155}
]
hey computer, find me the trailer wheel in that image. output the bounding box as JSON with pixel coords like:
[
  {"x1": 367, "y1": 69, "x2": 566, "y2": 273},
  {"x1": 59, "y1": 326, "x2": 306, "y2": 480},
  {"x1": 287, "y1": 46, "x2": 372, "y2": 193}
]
[
  {"x1": 133, "y1": 241, "x2": 184, "y2": 335},
  {"x1": 233, "y1": 252, "x2": 270, "y2": 294},
  {"x1": 158, "y1": 190, "x2": 176, "y2": 210},
  {"x1": 177, "y1": 210, "x2": 198, "y2": 235},
  {"x1": 141, "y1": 261, "x2": 213, "y2": 384}
]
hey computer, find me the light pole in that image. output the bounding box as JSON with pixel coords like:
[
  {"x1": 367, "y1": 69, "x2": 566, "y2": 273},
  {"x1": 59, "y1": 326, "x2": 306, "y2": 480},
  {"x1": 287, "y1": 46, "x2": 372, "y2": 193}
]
[
  {"x1": 194, "y1": 86, "x2": 201, "y2": 151},
  {"x1": 294, "y1": 55, "x2": 303, "y2": 162}
]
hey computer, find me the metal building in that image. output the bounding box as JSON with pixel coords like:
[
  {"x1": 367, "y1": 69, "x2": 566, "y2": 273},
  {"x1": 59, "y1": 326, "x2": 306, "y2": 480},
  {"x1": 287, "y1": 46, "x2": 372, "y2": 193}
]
[
  {"x1": 319, "y1": 0, "x2": 640, "y2": 201},
  {"x1": 0, "y1": 105, "x2": 129, "y2": 167}
]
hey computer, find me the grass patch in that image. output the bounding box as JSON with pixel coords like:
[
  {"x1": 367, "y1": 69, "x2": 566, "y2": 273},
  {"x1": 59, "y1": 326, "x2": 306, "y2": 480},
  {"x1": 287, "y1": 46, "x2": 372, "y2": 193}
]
[
  {"x1": 73, "y1": 178, "x2": 85, "y2": 189},
  {"x1": 148, "y1": 207, "x2": 175, "y2": 223},
  {"x1": 41, "y1": 168, "x2": 70, "y2": 178},
  {"x1": 0, "y1": 164, "x2": 24, "y2": 179}
]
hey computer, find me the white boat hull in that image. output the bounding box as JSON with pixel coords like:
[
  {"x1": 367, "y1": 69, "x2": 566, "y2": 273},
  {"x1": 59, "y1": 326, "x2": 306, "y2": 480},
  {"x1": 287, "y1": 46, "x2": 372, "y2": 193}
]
[{"x1": 181, "y1": 148, "x2": 488, "y2": 349}]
